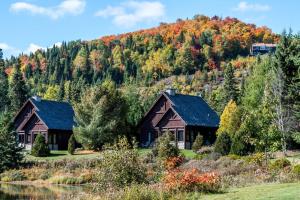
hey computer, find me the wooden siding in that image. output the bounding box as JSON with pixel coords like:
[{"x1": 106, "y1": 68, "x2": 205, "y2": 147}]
[
  {"x1": 156, "y1": 109, "x2": 185, "y2": 129},
  {"x1": 15, "y1": 102, "x2": 35, "y2": 132},
  {"x1": 139, "y1": 95, "x2": 172, "y2": 144}
]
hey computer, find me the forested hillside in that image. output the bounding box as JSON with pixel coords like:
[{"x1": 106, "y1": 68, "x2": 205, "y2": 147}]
[
  {"x1": 1, "y1": 14, "x2": 299, "y2": 155},
  {"x1": 2, "y1": 15, "x2": 277, "y2": 97}
]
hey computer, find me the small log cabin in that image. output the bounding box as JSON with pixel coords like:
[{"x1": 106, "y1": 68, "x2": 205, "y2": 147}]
[
  {"x1": 13, "y1": 96, "x2": 75, "y2": 150},
  {"x1": 139, "y1": 89, "x2": 220, "y2": 149}
]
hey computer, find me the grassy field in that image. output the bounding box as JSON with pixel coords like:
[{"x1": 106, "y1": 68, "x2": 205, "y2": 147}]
[
  {"x1": 24, "y1": 148, "x2": 197, "y2": 162},
  {"x1": 203, "y1": 182, "x2": 300, "y2": 200},
  {"x1": 24, "y1": 150, "x2": 101, "y2": 162}
]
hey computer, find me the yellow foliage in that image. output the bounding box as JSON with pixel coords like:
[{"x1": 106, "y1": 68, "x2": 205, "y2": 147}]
[
  {"x1": 43, "y1": 85, "x2": 59, "y2": 100},
  {"x1": 217, "y1": 100, "x2": 241, "y2": 136}
]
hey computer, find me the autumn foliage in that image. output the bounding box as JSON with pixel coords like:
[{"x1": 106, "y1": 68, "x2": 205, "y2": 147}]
[{"x1": 163, "y1": 168, "x2": 221, "y2": 192}]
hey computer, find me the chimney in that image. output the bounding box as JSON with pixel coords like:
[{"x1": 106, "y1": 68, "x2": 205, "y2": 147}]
[
  {"x1": 165, "y1": 88, "x2": 176, "y2": 96},
  {"x1": 32, "y1": 95, "x2": 41, "y2": 102}
]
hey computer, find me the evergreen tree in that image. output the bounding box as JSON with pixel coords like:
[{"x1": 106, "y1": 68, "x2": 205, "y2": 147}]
[
  {"x1": 214, "y1": 132, "x2": 231, "y2": 156},
  {"x1": 68, "y1": 134, "x2": 76, "y2": 155},
  {"x1": 223, "y1": 63, "x2": 238, "y2": 103},
  {"x1": 0, "y1": 49, "x2": 9, "y2": 112},
  {"x1": 0, "y1": 112, "x2": 23, "y2": 172},
  {"x1": 9, "y1": 60, "x2": 28, "y2": 112},
  {"x1": 74, "y1": 82, "x2": 128, "y2": 150},
  {"x1": 58, "y1": 80, "x2": 65, "y2": 101},
  {"x1": 31, "y1": 134, "x2": 50, "y2": 157},
  {"x1": 192, "y1": 134, "x2": 204, "y2": 152}
]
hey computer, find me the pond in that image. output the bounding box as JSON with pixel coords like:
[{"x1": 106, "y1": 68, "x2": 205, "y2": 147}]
[{"x1": 0, "y1": 183, "x2": 92, "y2": 200}]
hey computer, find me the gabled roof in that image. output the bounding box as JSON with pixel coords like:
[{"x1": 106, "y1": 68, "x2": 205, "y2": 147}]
[
  {"x1": 163, "y1": 92, "x2": 220, "y2": 127},
  {"x1": 29, "y1": 98, "x2": 75, "y2": 131}
]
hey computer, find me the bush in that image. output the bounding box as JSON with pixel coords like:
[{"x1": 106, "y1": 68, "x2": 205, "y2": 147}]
[
  {"x1": 197, "y1": 146, "x2": 214, "y2": 155},
  {"x1": 68, "y1": 134, "x2": 76, "y2": 155},
  {"x1": 31, "y1": 134, "x2": 50, "y2": 157},
  {"x1": 115, "y1": 185, "x2": 166, "y2": 200},
  {"x1": 163, "y1": 168, "x2": 221, "y2": 192},
  {"x1": 214, "y1": 132, "x2": 231, "y2": 156},
  {"x1": 152, "y1": 132, "x2": 179, "y2": 160},
  {"x1": 164, "y1": 156, "x2": 184, "y2": 170},
  {"x1": 245, "y1": 153, "x2": 265, "y2": 166},
  {"x1": 292, "y1": 164, "x2": 300, "y2": 176},
  {"x1": 192, "y1": 135, "x2": 203, "y2": 152},
  {"x1": 269, "y1": 158, "x2": 291, "y2": 170},
  {"x1": 0, "y1": 170, "x2": 26, "y2": 182},
  {"x1": 96, "y1": 137, "x2": 147, "y2": 190}
]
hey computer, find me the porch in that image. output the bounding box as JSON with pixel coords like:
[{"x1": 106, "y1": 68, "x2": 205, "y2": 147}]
[
  {"x1": 157, "y1": 126, "x2": 217, "y2": 149},
  {"x1": 17, "y1": 130, "x2": 72, "y2": 150}
]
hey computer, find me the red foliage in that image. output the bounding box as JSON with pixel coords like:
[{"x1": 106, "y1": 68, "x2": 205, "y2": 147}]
[
  {"x1": 163, "y1": 168, "x2": 220, "y2": 192},
  {"x1": 164, "y1": 156, "x2": 184, "y2": 170}
]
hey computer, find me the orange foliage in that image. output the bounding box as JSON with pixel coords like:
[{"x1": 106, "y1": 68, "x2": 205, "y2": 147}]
[
  {"x1": 163, "y1": 168, "x2": 221, "y2": 192},
  {"x1": 164, "y1": 156, "x2": 184, "y2": 170}
]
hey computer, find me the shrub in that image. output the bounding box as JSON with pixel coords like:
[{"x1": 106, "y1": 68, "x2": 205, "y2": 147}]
[
  {"x1": 163, "y1": 168, "x2": 221, "y2": 192},
  {"x1": 164, "y1": 156, "x2": 184, "y2": 170},
  {"x1": 245, "y1": 153, "x2": 265, "y2": 166},
  {"x1": 206, "y1": 152, "x2": 222, "y2": 161},
  {"x1": 152, "y1": 132, "x2": 179, "y2": 160},
  {"x1": 192, "y1": 135, "x2": 203, "y2": 152},
  {"x1": 96, "y1": 137, "x2": 147, "y2": 190},
  {"x1": 226, "y1": 154, "x2": 242, "y2": 160},
  {"x1": 214, "y1": 132, "x2": 231, "y2": 156},
  {"x1": 269, "y1": 158, "x2": 291, "y2": 170},
  {"x1": 0, "y1": 170, "x2": 26, "y2": 182},
  {"x1": 115, "y1": 185, "x2": 166, "y2": 200},
  {"x1": 292, "y1": 164, "x2": 300, "y2": 176},
  {"x1": 68, "y1": 134, "x2": 76, "y2": 155},
  {"x1": 31, "y1": 134, "x2": 50, "y2": 157},
  {"x1": 197, "y1": 146, "x2": 214, "y2": 155}
]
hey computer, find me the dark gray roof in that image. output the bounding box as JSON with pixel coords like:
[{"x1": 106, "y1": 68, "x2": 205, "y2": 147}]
[
  {"x1": 30, "y1": 98, "x2": 75, "y2": 131},
  {"x1": 164, "y1": 92, "x2": 220, "y2": 127}
]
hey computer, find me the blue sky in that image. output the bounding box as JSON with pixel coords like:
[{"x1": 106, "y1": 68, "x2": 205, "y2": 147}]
[{"x1": 0, "y1": 0, "x2": 299, "y2": 58}]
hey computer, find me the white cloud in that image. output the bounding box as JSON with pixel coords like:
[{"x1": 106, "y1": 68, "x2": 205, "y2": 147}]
[
  {"x1": 25, "y1": 43, "x2": 45, "y2": 54},
  {"x1": 0, "y1": 43, "x2": 20, "y2": 57},
  {"x1": 0, "y1": 42, "x2": 46, "y2": 58},
  {"x1": 95, "y1": 1, "x2": 165, "y2": 28},
  {"x1": 234, "y1": 1, "x2": 270, "y2": 12},
  {"x1": 52, "y1": 42, "x2": 62, "y2": 48},
  {"x1": 10, "y1": 0, "x2": 86, "y2": 19}
]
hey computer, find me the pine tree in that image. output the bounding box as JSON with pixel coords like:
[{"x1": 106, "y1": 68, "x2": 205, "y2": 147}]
[
  {"x1": 9, "y1": 60, "x2": 28, "y2": 112},
  {"x1": 73, "y1": 84, "x2": 128, "y2": 150},
  {"x1": 0, "y1": 112, "x2": 23, "y2": 172},
  {"x1": 58, "y1": 80, "x2": 65, "y2": 101},
  {"x1": 31, "y1": 134, "x2": 50, "y2": 157},
  {"x1": 192, "y1": 134, "x2": 203, "y2": 152},
  {"x1": 68, "y1": 134, "x2": 76, "y2": 155},
  {"x1": 223, "y1": 63, "x2": 238, "y2": 103},
  {"x1": 0, "y1": 49, "x2": 9, "y2": 112}
]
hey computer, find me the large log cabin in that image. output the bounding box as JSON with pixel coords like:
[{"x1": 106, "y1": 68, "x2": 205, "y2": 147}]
[
  {"x1": 139, "y1": 89, "x2": 220, "y2": 149},
  {"x1": 13, "y1": 96, "x2": 75, "y2": 150}
]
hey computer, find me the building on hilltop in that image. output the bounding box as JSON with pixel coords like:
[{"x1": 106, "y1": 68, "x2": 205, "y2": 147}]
[
  {"x1": 138, "y1": 89, "x2": 220, "y2": 149},
  {"x1": 13, "y1": 96, "x2": 75, "y2": 150},
  {"x1": 250, "y1": 43, "x2": 276, "y2": 56}
]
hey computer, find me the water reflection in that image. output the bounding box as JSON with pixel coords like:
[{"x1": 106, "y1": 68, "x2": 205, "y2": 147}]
[{"x1": 0, "y1": 183, "x2": 90, "y2": 200}]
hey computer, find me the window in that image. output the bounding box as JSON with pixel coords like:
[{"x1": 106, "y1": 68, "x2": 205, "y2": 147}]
[
  {"x1": 177, "y1": 130, "x2": 184, "y2": 142},
  {"x1": 27, "y1": 134, "x2": 31, "y2": 143},
  {"x1": 18, "y1": 134, "x2": 24, "y2": 143}
]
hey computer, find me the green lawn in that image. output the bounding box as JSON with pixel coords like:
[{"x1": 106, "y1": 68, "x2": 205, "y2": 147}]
[
  {"x1": 137, "y1": 148, "x2": 196, "y2": 159},
  {"x1": 24, "y1": 150, "x2": 101, "y2": 162},
  {"x1": 203, "y1": 182, "x2": 300, "y2": 200}
]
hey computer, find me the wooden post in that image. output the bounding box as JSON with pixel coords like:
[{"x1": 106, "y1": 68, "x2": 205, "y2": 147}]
[{"x1": 183, "y1": 127, "x2": 186, "y2": 149}]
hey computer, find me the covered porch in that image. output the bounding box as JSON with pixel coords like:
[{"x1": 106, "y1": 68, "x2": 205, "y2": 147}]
[
  {"x1": 18, "y1": 130, "x2": 72, "y2": 150},
  {"x1": 157, "y1": 126, "x2": 217, "y2": 149}
]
